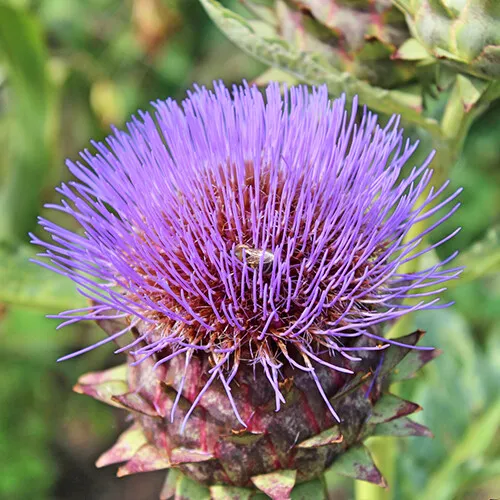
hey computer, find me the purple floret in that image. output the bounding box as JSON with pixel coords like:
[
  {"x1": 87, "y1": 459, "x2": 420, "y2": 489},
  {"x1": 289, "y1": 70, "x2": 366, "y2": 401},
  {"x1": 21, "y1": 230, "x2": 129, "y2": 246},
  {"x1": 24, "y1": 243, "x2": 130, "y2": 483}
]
[{"x1": 31, "y1": 82, "x2": 461, "y2": 427}]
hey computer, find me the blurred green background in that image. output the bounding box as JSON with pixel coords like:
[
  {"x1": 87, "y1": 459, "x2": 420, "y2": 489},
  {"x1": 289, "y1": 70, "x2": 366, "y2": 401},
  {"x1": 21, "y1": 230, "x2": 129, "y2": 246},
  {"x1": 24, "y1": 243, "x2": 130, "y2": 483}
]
[{"x1": 0, "y1": 0, "x2": 499, "y2": 499}]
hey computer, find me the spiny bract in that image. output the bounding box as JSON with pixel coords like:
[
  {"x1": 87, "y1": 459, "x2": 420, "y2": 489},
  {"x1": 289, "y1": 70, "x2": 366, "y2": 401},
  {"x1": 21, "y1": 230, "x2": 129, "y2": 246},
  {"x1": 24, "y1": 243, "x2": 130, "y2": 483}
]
[{"x1": 33, "y1": 82, "x2": 460, "y2": 498}]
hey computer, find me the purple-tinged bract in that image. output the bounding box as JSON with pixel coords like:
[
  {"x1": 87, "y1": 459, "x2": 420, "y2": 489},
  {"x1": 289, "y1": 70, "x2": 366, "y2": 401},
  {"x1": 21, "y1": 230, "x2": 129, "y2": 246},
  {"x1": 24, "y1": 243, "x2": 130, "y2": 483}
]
[{"x1": 32, "y1": 82, "x2": 461, "y2": 429}]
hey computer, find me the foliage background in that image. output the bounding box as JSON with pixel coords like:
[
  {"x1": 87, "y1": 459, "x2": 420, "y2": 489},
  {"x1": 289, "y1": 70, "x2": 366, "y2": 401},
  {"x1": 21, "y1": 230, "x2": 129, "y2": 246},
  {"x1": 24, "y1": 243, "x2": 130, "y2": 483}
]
[{"x1": 0, "y1": 0, "x2": 499, "y2": 499}]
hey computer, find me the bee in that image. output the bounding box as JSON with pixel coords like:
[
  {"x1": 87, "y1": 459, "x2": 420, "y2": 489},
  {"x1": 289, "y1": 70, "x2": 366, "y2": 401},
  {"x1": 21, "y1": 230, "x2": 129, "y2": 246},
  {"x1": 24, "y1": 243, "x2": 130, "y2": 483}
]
[{"x1": 235, "y1": 244, "x2": 274, "y2": 272}]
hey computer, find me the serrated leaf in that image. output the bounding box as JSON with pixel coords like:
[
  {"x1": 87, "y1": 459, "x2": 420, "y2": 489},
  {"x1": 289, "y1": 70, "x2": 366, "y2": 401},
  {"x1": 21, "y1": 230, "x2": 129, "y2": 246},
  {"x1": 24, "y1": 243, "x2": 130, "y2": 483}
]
[
  {"x1": 198, "y1": 0, "x2": 441, "y2": 135},
  {"x1": 0, "y1": 245, "x2": 85, "y2": 311}
]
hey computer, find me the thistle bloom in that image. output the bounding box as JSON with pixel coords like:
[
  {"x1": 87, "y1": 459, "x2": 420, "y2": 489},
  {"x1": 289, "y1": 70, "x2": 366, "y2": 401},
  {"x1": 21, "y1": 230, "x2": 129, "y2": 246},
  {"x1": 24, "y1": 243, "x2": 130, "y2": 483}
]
[{"x1": 32, "y1": 82, "x2": 461, "y2": 491}]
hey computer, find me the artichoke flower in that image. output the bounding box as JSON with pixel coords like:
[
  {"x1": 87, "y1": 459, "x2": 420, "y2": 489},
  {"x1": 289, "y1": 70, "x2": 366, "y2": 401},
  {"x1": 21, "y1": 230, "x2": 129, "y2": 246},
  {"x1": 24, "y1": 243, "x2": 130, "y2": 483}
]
[
  {"x1": 32, "y1": 82, "x2": 461, "y2": 498},
  {"x1": 394, "y1": 0, "x2": 500, "y2": 81}
]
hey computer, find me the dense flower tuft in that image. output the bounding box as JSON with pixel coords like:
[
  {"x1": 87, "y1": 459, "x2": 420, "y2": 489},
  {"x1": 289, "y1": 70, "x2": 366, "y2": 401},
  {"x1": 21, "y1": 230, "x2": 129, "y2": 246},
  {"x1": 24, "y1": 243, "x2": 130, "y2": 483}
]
[{"x1": 32, "y1": 82, "x2": 461, "y2": 428}]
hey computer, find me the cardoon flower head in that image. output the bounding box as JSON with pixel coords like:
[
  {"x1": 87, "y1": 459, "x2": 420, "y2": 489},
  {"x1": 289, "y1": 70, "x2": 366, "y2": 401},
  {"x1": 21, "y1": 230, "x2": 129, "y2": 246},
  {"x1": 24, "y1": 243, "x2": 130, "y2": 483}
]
[{"x1": 32, "y1": 82, "x2": 461, "y2": 494}]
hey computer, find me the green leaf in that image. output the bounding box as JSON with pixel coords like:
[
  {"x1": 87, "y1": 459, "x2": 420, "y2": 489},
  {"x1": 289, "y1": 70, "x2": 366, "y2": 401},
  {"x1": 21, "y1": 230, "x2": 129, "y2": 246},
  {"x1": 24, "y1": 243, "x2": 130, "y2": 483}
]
[
  {"x1": 390, "y1": 348, "x2": 442, "y2": 382},
  {"x1": 441, "y1": 75, "x2": 489, "y2": 138},
  {"x1": 394, "y1": 308, "x2": 496, "y2": 499},
  {"x1": 460, "y1": 459, "x2": 500, "y2": 491},
  {"x1": 291, "y1": 478, "x2": 326, "y2": 500},
  {"x1": 251, "y1": 469, "x2": 297, "y2": 499},
  {"x1": 0, "y1": 244, "x2": 85, "y2": 311},
  {"x1": 417, "y1": 398, "x2": 500, "y2": 500},
  {"x1": 455, "y1": 226, "x2": 500, "y2": 284},
  {"x1": 175, "y1": 474, "x2": 210, "y2": 500},
  {"x1": 209, "y1": 484, "x2": 253, "y2": 500},
  {"x1": 393, "y1": 38, "x2": 430, "y2": 61},
  {"x1": 96, "y1": 423, "x2": 148, "y2": 468},
  {"x1": 252, "y1": 67, "x2": 299, "y2": 87},
  {"x1": 328, "y1": 445, "x2": 386, "y2": 487},
  {"x1": 117, "y1": 443, "x2": 170, "y2": 477},
  {"x1": 239, "y1": 0, "x2": 277, "y2": 26},
  {"x1": 367, "y1": 393, "x2": 421, "y2": 425},
  {"x1": 198, "y1": 0, "x2": 442, "y2": 135},
  {"x1": 160, "y1": 469, "x2": 181, "y2": 500},
  {"x1": 373, "y1": 417, "x2": 432, "y2": 438},
  {"x1": 0, "y1": 3, "x2": 54, "y2": 243},
  {"x1": 380, "y1": 330, "x2": 426, "y2": 377},
  {"x1": 297, "y1": 425, "x2": 342, "y2": 448}
]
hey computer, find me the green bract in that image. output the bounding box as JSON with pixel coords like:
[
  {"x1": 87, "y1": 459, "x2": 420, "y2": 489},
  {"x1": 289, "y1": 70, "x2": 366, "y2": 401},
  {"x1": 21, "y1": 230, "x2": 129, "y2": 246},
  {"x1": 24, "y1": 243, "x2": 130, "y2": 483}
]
[
  {"x1": 75, "y1": 322, "x2": 437, "y2": 499},
  {"x1": 242, "y1": 0, "x2": 416, "y2": 87},
  {"x1": 394, "y1": 0, "x2": 500, "y2": 80}
]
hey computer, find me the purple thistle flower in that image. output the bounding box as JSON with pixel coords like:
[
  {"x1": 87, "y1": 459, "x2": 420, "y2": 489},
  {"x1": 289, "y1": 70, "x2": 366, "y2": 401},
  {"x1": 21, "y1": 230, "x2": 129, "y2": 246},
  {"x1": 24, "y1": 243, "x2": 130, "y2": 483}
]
[{"x1": 31, "y1": 82, "x2": 461, "y2": 429}]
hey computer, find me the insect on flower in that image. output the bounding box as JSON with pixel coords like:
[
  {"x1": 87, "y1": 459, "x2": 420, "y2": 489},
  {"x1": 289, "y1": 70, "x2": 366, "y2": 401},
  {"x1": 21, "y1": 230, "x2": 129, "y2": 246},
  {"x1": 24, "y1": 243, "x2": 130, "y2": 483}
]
[{"x1": 234, "y1": 243, "x2": 275, "y2": 271}]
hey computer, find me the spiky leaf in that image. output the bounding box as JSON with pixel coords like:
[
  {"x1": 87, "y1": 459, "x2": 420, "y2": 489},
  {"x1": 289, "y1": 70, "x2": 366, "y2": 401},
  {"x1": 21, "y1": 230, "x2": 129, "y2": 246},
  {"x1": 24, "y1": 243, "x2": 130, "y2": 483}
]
[
  {"x1": 373, "y1": 417, "x2": 433, "y2": 438},
  {"x1": 391, "y1": 348, "x2": 442, "y2": 382},
  {"x1": 368, "y1": 394, "x2": 421, "y2": 424},
  {"x1": 96, "y1": 423, "x2": 148, "y2": 467},
  {"x1": 117, "y1": 444, "x2": 170, "y2": 476},
  {"x1": 380, "y1": 330, "x2": 426, "y2": 376},
  {"x1": 73, "y1": 365, "x2": 128, "y2": 408},
  {"x1": 297, "y1": 426, "x2": 343, "y2": 448}
]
